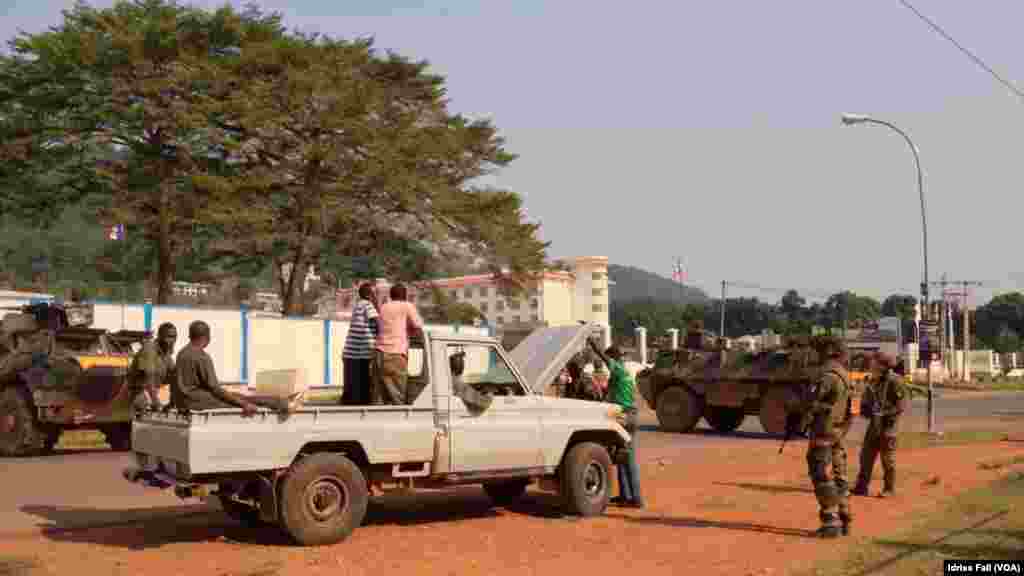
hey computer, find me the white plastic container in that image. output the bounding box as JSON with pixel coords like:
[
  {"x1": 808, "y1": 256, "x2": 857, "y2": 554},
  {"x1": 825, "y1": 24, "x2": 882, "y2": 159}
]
[{"x1": 252, "y1": 368, "x2": 308, "y2": 397}]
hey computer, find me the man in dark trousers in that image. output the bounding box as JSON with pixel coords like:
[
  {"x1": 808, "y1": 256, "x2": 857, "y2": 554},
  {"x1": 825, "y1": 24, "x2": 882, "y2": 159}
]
[
  {"x1": 341, "y1": 283, "x2": 380, "y2": 405},
  {"x1": 588, "y1": 336, "x2": 643, "y2": 509},
  {"x1": 852, "y1": 352, "x2": 907, "y2": 498},
  {"x1": 172, "y1": 321, "x2": 301, "y2": 414}
]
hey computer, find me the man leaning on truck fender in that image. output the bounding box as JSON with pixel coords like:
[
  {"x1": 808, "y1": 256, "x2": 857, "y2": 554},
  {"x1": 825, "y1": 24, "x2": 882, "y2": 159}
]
[
  {"x1": 588, "y1": 337, "x2": 644, "y2": 509},
  {"x1": 373, "y1": 283, "x2": 424, "y2": 405}
]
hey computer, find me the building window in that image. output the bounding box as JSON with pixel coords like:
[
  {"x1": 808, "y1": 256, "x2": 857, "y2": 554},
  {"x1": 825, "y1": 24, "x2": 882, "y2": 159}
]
[
  {"x1": 496, "y1": 316, "x2": 504, "y2": 324},
  {"x1": 592, "y1": 271, "x2": 604, "y2": 281},
  {"x1": 496, "y1": 300, "x2": 504, "y2": 311},
  {"x1": 480, "y1": 286, "x2": 489, "y2": 297},
  {"x1": 592, "y1": 304, "x2": 605, "y2": 312},
  {"x1": 464, "y1": 287, "x2": 473, "y2": 298},
  {"x1": 592, "y1": 288, "x2": 604, "y2": 297},
  {"x1": 480, "y1": 302, "x2": 488, "y2": 312},
  {"x1": 530, "y1": 298, "x2": 538, "y2": 309}
]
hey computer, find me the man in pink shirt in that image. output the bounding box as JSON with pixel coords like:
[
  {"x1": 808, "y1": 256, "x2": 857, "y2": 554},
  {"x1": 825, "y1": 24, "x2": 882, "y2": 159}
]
[{"x1": 373, "y1": 283, "x2": 425, "y2": 404}]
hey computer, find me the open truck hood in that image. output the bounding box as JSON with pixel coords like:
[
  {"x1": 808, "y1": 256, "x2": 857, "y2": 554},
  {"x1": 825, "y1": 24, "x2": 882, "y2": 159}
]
[{"x1": 507, "y1": 323, "x2": 602, "y2": 394}]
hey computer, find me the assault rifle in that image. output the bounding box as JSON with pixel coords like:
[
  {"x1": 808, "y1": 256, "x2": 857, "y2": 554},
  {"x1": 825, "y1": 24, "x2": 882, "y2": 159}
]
[{"x1": 778, "y1": 410, "x2": 810, "y2": 454}]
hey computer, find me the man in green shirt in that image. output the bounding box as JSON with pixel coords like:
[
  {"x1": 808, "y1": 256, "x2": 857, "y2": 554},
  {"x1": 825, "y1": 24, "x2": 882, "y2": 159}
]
[{"x1": 588, "y1": 337, "x2": 643, "y2": 509}]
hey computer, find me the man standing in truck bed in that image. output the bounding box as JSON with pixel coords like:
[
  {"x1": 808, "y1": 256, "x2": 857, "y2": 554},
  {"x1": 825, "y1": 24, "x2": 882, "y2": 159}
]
[{"x1": 373, "y1": 283, "x2": 424, "y2": 405}]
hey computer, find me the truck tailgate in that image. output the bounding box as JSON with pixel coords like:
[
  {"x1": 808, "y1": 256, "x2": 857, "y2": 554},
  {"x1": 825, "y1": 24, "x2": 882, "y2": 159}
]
[{"x1": 132, "y1": 407, "x2": 437, "y2": 475}]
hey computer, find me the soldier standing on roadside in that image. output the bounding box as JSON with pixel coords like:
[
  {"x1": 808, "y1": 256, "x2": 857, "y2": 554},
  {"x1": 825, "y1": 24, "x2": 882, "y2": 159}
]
[
  {"x1": 852, "y1": 352, "x2": 907, "y2": 498},
  {"x1": 801, "y1": 336, "x2": 854, "y2": 538},
  {"x1": 131, "y1": 322, "x2": 177, "y2": 412}
]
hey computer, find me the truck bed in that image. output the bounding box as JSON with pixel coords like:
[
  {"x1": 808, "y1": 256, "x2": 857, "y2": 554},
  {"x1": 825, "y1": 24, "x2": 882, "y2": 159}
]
[{"x1": 133, "y1": 406, "x2": 437, "y2": 476}]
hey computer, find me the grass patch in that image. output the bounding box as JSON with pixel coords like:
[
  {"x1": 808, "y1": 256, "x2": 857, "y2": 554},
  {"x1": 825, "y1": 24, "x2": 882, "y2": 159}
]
[
  {"x1": 978, "y1": 455, "x2": 1024, "y2": 471},
  {"x1": 804, "y1": 471, "x2": 1024, "y2": 576},
  {"x1": 897, "y1": 429, "x2": 1008, "y2": 451},
  {"x1": 985, "y1": 379, "x2": 1024, "y2": 391},
  {"x1": 0, "y1": 556, "x2": 37, "y2": 576},
  {"x1": 56, "y1": 429, "x2": 107, "y2": 449}
]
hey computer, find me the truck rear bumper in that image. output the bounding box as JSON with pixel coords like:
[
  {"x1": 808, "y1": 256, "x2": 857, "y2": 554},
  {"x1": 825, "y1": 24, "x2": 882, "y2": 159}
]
[{"x1": 123, "y1": 466, "x2": 213, "y2": 499}]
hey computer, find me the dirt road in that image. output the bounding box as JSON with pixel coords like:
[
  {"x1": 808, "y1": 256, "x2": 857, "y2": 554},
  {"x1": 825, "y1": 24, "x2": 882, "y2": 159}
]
[{"x1": 1, "y1": 392, "x2": 1022, "y2": 575}]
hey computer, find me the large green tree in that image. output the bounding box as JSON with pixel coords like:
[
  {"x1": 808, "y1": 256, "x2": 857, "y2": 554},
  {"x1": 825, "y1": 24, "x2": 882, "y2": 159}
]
[
  {"x1": 1, "y1": 0, "x2": 287, "y2": 304},
  {"x1": 191, "y1": 33, "x2": 547, "y2": 314}
]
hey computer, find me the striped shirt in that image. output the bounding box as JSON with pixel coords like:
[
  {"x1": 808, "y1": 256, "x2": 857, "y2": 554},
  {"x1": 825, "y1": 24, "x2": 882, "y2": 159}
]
[{"x1": 343, "y1": 299, "x2": 379, "y2": 359}]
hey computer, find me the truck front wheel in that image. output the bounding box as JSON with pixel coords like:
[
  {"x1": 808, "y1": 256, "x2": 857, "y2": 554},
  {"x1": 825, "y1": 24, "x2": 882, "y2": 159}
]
[
  {"x1": 279, "y1": 453, "x2": 369, "y2": 546},
  {"x1": 561, "y1": 442, "x2": 612, "y2": 517}
]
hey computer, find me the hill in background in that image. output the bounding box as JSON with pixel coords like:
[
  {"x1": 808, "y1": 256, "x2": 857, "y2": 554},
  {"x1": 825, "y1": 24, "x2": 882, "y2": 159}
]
[{"x1": 607, "y1": 264, "x2": 709, "y2": 305}]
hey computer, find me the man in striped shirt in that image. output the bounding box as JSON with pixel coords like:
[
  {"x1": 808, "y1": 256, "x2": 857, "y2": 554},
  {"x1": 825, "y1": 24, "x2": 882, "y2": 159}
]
[{"x1": 341, "y1": 283, "x2": 380, "y2": 405}]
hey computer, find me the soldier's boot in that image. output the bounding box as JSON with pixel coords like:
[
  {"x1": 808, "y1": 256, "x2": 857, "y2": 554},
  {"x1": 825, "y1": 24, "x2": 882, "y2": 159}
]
[
  {"x1": 879, "y1": 471, "x2": 895, "y2": 498},
  {"x1": 816, "y1": 525, "x2": 842, "y2": 539},
  {"x1": 816, "y1": 512, "x2": 842, "y2": 539},
  {"x1": 839, "y1": 514, "x2": 852, "y2": 536},
  {"x1": 851, "y1": 478, "x2": 869, "y2": 497}
]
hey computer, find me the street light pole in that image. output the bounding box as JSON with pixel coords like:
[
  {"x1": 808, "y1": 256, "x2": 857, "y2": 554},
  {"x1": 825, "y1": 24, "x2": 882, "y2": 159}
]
[{"x1": 841, "y1": 113, "x2": 937, "y2": 435}]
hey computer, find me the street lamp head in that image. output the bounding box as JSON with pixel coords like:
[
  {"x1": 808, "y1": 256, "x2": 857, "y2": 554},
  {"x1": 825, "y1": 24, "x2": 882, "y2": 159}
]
[{"x1": 841, "y1": 113, "x2": 870, "y2": 126}]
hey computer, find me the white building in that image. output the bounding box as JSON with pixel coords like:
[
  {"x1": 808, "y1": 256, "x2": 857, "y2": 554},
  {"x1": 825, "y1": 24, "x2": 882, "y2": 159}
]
[{"x1": 325, "y1": 256, "x2": 612, "y2": 340}]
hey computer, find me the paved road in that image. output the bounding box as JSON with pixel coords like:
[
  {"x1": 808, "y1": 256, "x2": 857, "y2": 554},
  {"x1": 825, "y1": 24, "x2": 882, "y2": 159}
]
[{"x1": 1, "y1": 391, "x2": 1022, "y2": 536}]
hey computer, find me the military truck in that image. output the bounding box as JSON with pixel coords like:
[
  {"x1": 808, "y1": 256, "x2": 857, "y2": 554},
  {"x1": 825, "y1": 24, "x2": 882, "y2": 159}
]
[
  {"x1": 0, "y1": 301, "x2": 149, "y2": 456},
  {"x1": 636, "y1": 338, "x2": 863, "y2": 436}
]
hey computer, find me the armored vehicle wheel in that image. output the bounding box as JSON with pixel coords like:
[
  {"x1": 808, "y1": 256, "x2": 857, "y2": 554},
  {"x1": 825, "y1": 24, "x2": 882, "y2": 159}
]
[
  {"x1": 561, "y1": 441, "x2": 612, "y2": 517},
  {"x1": 0, "y1": 387, "x2": 44, "y2": 457},
  {"x1": 103, "y1": 423, "x2": 132, "y2": 451},
  {"x1": 705, "y1": 406, "x2": 745, "y2": 433},
  {"x1": 759, "y1": 387, "x2": 795, "y2": 436},
  {"x1": 279, "y1": 452, "x2": 368, "y2": 546},
  {"x1": 655, "y1": 385, "x2": 702, "y2": 432},
  {"x1": 218, "y1": 493, "x2": 266, "y2": 528},
  {"x1": 483, "y1": 478, "x2": 530, "y2": 506}
]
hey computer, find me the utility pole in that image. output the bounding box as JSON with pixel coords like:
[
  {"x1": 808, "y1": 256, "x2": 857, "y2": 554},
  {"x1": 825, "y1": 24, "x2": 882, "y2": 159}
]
[
  {"x1": 719, "y1": 280, "x2": 726, "y2": 342},
  {"x1": 959, "y1": 280, "x2": 983, "y2": 381},
  {"x1": 930, "y1": 278, "x2": 983, "y2": 381}
]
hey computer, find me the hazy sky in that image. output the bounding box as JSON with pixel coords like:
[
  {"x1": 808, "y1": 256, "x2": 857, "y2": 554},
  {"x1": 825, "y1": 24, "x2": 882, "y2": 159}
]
[{"x1": 3, "y1": 0, "x2": 1022, "y2": 307}]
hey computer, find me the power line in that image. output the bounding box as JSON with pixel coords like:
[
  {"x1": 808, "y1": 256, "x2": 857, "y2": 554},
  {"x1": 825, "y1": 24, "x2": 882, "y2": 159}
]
[{"x1": 897, "y1": 0, "x2": 1024, "y2": 101}]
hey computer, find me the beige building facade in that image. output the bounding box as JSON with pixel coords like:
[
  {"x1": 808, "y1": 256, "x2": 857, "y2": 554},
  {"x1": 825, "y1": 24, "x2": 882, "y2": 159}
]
[{"x1": 327, "y1": 256, "x2": 612, "y2": 341}]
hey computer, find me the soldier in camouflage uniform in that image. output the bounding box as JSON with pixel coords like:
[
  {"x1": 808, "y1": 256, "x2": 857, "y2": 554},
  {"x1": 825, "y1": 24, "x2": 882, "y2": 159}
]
[
  {"x1": 800, "y1": 336, "x2": 854, "y2": 538},
  {"x1": 131, "y1": 323, "x2": 177, "y2": 412},
  {"x1": 852, "y1": 352, "x2": 907, "y2": 498}
]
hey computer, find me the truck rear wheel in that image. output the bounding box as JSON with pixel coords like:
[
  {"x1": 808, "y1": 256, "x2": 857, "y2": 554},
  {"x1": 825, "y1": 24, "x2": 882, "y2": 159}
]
[
  {"x1": 655, "y1": 385, "x2": 702, "y2": 432},
  {"x1": 705, "y1": 406, "x2": 745, "y2": 433},
  {"x1": 0, "y1": 387, "x2": 44, "y2": 457},
  {"x1": 279, "y1": 453, "x2": 368, "y2": 546},
  {"x1": 561, "y1": 442, "x2": 612, "y2": 517},
  {"x1": 483, "y1": 479, "x2": 530, "y2": 507},
  {"x1": 759, "y1": 388, "x2": 795, "y2": 436}
]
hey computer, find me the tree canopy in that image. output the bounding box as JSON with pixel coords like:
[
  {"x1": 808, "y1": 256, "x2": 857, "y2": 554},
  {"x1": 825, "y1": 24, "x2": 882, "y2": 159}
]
[{"x1": 1, "y1": 0, "x2": 547, "y2": 312}]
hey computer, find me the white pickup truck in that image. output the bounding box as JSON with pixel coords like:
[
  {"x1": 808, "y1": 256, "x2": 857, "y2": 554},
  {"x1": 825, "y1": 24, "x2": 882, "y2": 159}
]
[{"x1": 123, "y1": 324, "x2": 632, "y2": 546}]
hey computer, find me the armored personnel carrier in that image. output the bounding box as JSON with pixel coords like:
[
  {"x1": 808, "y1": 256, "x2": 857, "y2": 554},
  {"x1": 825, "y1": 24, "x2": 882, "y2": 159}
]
[
  {"x1": 0, "y1": 301, "x2": 150, "y2": 456},
  {"x1": 636, "y1": 335, "x2": 863, "y2": 436}
]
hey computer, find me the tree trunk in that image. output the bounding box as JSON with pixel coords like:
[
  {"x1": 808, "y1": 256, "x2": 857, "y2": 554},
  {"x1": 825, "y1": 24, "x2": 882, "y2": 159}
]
[
  {"x1": 155, "y1": 183, "x2": 174, "y2": 305},
  {"x1": 278, "y1": 255, "x2": 309, "y2": 317}
]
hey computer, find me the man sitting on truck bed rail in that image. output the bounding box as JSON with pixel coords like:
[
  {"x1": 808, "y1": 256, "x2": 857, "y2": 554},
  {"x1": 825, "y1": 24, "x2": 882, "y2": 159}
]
[
  {"x1": 171, "y1": 320, "x2": 303, "y2": 415},
  {"x1": 373, "y1": 283, "x2": 424, "y2": 405}
]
